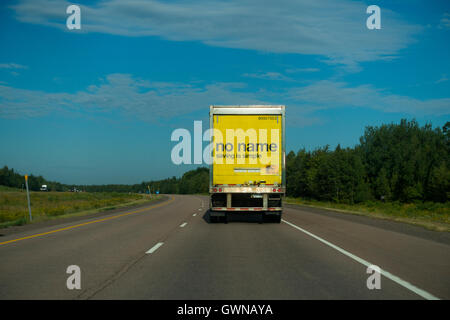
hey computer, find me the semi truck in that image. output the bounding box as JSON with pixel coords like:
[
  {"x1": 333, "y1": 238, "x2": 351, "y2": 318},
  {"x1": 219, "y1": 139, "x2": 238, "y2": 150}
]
[{"x1": 209, "y1": 105, "x2": 286, "y2": 223}]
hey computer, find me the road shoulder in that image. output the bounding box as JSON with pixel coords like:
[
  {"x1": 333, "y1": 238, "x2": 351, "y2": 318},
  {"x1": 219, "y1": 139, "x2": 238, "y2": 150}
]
[
  {"x1": 285, "y1": 202, "x2": 450, "y2": 245},
  {"x1": 0, "y1": 195, "x2": 169, "y2": 238}
]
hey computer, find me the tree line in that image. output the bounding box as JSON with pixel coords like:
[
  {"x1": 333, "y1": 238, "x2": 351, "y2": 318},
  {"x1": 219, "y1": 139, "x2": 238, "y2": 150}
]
[
  {"x1": 0, "y1": 165, "x2": 209, "y2": 195},
  {"x1": 0, "y1": 168, "x2": 67, "y2": 192},
  {"x1": 1, "y1": 119, "x2": 448, "y2": 203},
  {"x1": 287, "y1": 119, "x2": 448, "y2": 203},
  {"x1": 74, "y1": 167, "x2": 209, "y2": 194}
]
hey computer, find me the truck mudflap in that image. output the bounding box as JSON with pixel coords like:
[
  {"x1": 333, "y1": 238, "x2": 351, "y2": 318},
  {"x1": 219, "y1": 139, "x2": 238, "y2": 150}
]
[{"x1": 211, "y1": 207, "x2": 282, "y2": 211}]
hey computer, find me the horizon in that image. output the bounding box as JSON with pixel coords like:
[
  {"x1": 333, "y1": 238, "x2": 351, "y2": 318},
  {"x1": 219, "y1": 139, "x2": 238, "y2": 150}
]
[{"x1": 1, "y1": 117, "x2": 446, "y2": 187}]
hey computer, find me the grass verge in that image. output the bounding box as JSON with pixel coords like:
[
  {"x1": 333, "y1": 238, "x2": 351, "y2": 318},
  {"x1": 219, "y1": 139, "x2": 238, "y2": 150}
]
[
  {"x1": 285, "y1": 197, "x2": 450, "y2": 232},
  {"x1": 0, "y1": 189, "x2": 161, "y2": 229}
]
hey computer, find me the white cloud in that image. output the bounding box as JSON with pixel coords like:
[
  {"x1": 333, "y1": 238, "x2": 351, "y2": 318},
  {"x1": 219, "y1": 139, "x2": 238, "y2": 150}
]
[
  {"x1": 242, "y1": 72, "x2": 292, "y2": 81},
  {"x1": 0, "y1": 63, "x2": 28, "y2": 69},
  {"x1": 11, "y1": 0, "x2": 421, "y2": 68},
  {"x1": 286, "y1": 80, "x2": 450, "y2": 115},
  {"x1": 1, "y1": 75, "x2": 448, "y2": 127},
  {"x1": 438, "y1": 13, "x2": 450, "y2": 29},
  {"x1": 436, "y1": 74, "x2": 448, "y2": 84},
  {"x1": 0, "y1": 74, "x2": 267, "y2": 120},
  {"x1": 285, "y1": 68, "x2": 320, "y2": 73}
]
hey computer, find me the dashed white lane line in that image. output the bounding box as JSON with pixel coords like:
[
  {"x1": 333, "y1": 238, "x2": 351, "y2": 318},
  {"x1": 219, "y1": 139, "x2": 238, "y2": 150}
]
[
  {"x1": 281, "y1": 219, "x2": 440, "y2": 300},
  {"x1": 193, "y1": 213, "x2": 197, "y2": 216},
  {"x1": 180, "y1": 222, "x2": 188, "y2": 228},
  {"x1": 146, "y1": 242, "x2": 164, "y2": 254},
  {"x1": 198, "y1": 208, "x2": 202, "y2": 211}
]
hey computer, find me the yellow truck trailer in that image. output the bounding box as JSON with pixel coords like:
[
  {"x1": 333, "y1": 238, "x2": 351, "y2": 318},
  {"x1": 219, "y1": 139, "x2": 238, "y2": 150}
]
[{"x1": 209, "y1": 105, "x2": 286, "y2": 223}]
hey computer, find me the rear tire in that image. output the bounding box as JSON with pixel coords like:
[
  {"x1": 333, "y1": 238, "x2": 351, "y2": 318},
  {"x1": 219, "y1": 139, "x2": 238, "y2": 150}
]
[
  {"x1": 209, "y1": 211, "x2": 218, "y2": 223},
  {"x1": 266, "y1": 213, "x2": 281, "y2": 223},
  {"x1": 274, "y1": 214, "x2": 281, "y2": 223}
]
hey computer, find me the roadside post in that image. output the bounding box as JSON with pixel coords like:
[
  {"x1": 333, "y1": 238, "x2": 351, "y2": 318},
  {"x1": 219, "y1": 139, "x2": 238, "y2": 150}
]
[{"x1": 24, "y1": 175, "x2": 32, "y2": 222}]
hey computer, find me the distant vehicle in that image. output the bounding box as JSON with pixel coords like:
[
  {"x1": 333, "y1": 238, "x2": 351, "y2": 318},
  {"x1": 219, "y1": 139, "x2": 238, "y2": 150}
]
[
  {"x1": 209, "y1": 105, "x2": 286, "y2": 223},
  {"x1": 40, "y1": 184, "x2": 48, "y2": 191}
]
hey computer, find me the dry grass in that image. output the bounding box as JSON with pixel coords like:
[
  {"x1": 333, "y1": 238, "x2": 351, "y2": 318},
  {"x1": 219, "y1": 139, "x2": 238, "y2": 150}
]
[
  {"x1": 285, "y1": 197, "x2": 450, "y2": 232},
  {"x1": 0, "y1": 189, "x2": 159, "y2": 228}
]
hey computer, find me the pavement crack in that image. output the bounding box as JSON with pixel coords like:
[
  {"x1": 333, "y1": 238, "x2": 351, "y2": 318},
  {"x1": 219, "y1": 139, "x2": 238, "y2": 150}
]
[{"x1": 76, "y1": 252, "x2": 147, "y2": 300}]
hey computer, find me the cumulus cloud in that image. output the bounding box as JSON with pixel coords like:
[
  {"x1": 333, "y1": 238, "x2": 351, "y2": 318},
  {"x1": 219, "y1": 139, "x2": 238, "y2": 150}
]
[{"x1": 11, "y1": 0, "x2": 421, "y2": 69}]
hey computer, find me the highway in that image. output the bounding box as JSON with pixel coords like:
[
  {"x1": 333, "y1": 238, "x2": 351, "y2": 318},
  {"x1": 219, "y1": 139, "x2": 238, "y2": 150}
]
[{"x1": 0, "y1": 195, "x2": 448, "y2": 300}]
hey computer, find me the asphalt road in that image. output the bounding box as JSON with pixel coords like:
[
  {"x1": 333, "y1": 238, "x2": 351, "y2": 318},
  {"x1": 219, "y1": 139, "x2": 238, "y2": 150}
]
[{"x1": 0, "y1": 194, "x2": 448, "y2": 300}]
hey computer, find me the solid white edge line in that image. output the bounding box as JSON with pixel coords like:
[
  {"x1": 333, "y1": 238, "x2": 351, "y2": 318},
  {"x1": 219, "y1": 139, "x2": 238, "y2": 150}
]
[
  {"x1": 180, "y1": 222, "x2": 187, "y2": 227},
  {"x1": 281, "y1": 219, "x2": 440, "y2": 300},
  {"x1": 146, "y1": 242, "x2": 164, "y2": 254}
]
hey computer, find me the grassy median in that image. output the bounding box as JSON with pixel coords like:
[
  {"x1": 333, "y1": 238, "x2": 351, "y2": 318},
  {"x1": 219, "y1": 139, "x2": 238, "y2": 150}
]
[
  {"x1": 0, "y1": 186, "x2": 161, "y2": 228},
  {"x1": 285, "y1": 197, "x2": 450, "y2": 232}
]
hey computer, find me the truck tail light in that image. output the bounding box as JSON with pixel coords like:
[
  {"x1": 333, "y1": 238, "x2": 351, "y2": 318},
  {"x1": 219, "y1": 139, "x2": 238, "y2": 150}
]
[
  {"x1": 213, "y1": 188, "x2": 217, "y2": 192},
  {"x1": 278, "y1": 188, "x2": 281, "y2": 192},
  {"x1": 218, "y1": 188, "x2": 222, "y2": 192},
  {"x1": 273, "y1": 188, "x2": 276, "y2": 192}
]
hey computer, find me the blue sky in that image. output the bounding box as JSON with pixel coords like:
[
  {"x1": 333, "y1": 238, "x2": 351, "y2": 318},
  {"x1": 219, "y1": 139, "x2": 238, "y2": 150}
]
[{"x1": 0, "y1": 0, "x2": 449, "y2": 184}]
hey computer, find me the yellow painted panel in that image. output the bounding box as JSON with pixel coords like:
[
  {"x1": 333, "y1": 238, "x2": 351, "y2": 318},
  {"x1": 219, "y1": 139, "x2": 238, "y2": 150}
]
[{"x1": 212, "y1": 114, "x2": 282, "y2": 185}]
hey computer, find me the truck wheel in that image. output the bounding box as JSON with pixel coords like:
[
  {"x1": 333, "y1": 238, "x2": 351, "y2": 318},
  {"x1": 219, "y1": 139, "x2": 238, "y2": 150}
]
[
  {"x1": 209, "y1": 211, "x2": 217, "y2": 223},
  {"x1": 274, "y1": 214, "x2": 281, "y2": 223}
]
